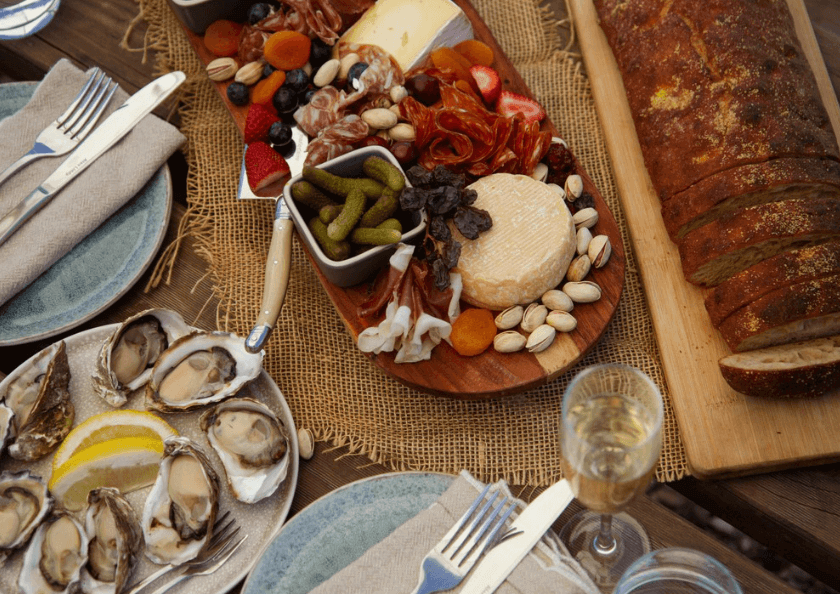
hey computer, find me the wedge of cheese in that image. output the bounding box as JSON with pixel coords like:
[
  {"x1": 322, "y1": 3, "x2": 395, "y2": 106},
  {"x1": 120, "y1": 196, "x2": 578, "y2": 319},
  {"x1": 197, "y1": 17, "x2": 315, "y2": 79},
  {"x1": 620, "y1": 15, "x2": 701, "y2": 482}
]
[
  {"x1": 453, "y1": 174, "x2": 576, "y2": 310},
  {"x1": 338, "y1": 0, "x2": 474, "y2": 72}
]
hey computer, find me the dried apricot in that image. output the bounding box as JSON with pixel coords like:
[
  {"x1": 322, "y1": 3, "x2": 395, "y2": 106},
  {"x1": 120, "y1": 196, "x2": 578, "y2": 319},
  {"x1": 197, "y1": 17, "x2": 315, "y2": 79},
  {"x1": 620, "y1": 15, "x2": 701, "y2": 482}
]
[
  {"x1": 429, "y1": 47, "x2": 473, "y2": 83},
  {"x1": 450, "y1": 308, "x2": 497, "y2": 357},
  {"x1": 203, "y1": 20, "x2": 243, "y2": 57},
  {"x1": 453, "y1": 39, "x2": 494, "y2": 67},
  {"x1": 454, "y1": 79, "x2": 482, "y2": 102},
  {"x1": 252, "y1": 70, "x2": 287, "y2": 106},
  {"x1": 263, "y1": 31, "x2": 311, "y2": 71}
]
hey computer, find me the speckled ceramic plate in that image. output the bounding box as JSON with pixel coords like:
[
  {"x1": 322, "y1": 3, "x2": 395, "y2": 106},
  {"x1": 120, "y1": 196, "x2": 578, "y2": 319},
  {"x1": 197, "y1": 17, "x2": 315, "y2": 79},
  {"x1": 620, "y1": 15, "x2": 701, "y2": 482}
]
[
  {"x1": 0, "y1": 323, "x2": 299, "y2": 594},
  {"x1": 0, "y1": 81, "x2": 172, "y2": 347},
  {"x1": 242, "y1": 472, "x2": 455, "y2": 594}
]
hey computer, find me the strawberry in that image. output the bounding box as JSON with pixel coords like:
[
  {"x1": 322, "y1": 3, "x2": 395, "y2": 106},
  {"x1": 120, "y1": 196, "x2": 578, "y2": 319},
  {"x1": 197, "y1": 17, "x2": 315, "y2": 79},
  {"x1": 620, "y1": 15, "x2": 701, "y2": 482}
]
[
  {"x1": 495, "y1": 90, "x2": 546, "y2": 124},
  {"x1": 245, "y1": 141, "x2": 290, "y2": 191},
  {"x1": 243, "y1": 103, "x2": 278, "y2": 144},
  {"x1": 469, "y1": 65, "x2": 501, "y2": 105}
]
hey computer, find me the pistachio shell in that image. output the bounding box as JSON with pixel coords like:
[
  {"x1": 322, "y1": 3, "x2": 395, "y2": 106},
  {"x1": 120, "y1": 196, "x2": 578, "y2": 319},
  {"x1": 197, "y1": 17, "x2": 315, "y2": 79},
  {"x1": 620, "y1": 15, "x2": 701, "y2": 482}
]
[
  {"x1": 493, "y1": 331, "x2": 527, "y2": 353},
  {"x1": 388, "y1": 123, "x2": 416, "y2": 142},
  {"x1": 565, "y1": 174, "x2": 583, "y2": 200},
  {"x1": 520, "y1": 303, "x2": 548, "y2": 333},
  {"x1": 566, "y1": 254, "x2": 591, "y2": 282},
  {"x1": 531, "y1": 163, "x2": 549, "y2": 182},
  {"x1": 389, "y1": 85, "x2": 408, "y2": 103},
  {"x1": 526, "y1": 325, "x2": 556, "y2": 353},
  {"x1": 576, "y1": 227, "x2": 593, "y2": 256},
  {"x1": 495, "y1": 305, "x2": 524, "y2": 330},
  {"x1": 297, "y1": 428, "x2": 314, "y2": 460},
  {"x1": 547, "y1": 183, "x2": 566, "y2": 200},
  {"x1": 588, "y1": 235, "x2": 612, "y2": 268},
  {"x1": 206, "y1": 57, "x2": 237, "y2": 82},
  {"x1": 573, "y1": 207, "x2": 599, "y2": 230},
  {"x1": 546, "y1": 311, "x2": 577, "y2": 332},
  {"x1": 563, "y1": 281, "x2": 602, "y2": 303},
  {"x1": 235, "y1": 62, "x2": 263, "y2": 85},
  {"x1": 541, "y1": 289, "x2": 574, "y2": 312}
]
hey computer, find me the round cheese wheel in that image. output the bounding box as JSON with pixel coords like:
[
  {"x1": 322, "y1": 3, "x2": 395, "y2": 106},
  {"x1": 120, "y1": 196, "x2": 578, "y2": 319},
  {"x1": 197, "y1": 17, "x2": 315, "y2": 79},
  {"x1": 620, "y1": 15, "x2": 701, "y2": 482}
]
[{"x1": 453, "y1": 173, "x2": 576, "y2": 309}]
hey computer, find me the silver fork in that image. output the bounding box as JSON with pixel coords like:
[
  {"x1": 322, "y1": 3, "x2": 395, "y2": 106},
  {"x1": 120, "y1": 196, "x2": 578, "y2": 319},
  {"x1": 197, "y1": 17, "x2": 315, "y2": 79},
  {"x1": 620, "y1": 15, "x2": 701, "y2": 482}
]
[
  {"x1": 123, "y1": 512, "x2": 240, "y2": 594},
  {"x1": 0, "y1": 66, "x2": 117, "y2": 188},
  {"x1": 410, "y1": 484, "x2": 517, "y2": 594},
  {"x1": 146, "y1": 534, "x2": 247, "y2": 594}
]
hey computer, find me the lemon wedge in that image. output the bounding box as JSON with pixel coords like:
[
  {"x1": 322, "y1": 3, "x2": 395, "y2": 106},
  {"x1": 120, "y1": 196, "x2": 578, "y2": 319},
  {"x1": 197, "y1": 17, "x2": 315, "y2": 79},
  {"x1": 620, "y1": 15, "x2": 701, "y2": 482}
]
[
  {"x1": 49, "y1": 436, "x2": 166, "y2": 511},
  {"x1": 52, "y1": 409, "x2": 177, "y2": 473}
]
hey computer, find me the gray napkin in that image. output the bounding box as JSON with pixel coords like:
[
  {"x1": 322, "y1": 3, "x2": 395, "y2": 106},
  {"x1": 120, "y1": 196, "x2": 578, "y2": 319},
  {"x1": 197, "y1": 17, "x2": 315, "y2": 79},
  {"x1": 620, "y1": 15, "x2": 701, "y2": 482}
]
[
  {"x1": 0, "y1": 59, "x2": 185, "y2": 307},
  {"x1": 310, "y1": 471, "x2": 599, "y2": 594}
]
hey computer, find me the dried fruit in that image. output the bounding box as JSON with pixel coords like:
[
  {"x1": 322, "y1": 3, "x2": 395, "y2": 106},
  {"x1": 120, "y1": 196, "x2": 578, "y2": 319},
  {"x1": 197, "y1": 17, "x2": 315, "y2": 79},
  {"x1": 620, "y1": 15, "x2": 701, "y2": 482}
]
[
  {"x1": 243, "y1": 103, "x2": 278, "y2": 144},
  {"x1": 429, "y1": 46, "x2": 473, "y2": 82},
  {"x1": 245, "y1": 141, "x2": 290, "y2": 191},
  {"x1": 496, "y1": 90, "x2": 546, "y2": 124},
  {"x1": 203, "y1": 20, "x2": 243, "y2": 57},
  {"x1": 251, "y1": 71, "x2": 286, "y2": 106},
  {"x1": 469, "y1": 65, "x2": 501, "y2": 104},
  {"x1": 263, "y1": 30, "x2": 311, "y2": 71},
  {"x1": 450, "y1": 308, "x2": 497, "y2": 356},
  {"x1": 454, "y1": 39, "x2": 495, "y2": 66}
]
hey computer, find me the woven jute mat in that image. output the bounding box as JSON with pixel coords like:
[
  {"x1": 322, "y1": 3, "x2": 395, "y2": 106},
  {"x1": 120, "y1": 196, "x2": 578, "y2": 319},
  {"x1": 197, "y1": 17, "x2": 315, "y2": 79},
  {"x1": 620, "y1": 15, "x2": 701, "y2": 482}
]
[{"x1": 131, "y1": 0, "x2": 689, "y2": 484}]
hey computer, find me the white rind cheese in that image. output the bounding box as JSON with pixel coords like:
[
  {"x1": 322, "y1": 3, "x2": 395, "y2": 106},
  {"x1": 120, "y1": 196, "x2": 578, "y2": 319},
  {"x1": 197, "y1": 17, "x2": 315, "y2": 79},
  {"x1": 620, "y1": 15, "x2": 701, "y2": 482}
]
[
  {"x1": 453, "y1": 174, "x2": 576, "y2": 310},
  {"x1": 338, "y1": 0, "x2": 474, "y2": 72}
]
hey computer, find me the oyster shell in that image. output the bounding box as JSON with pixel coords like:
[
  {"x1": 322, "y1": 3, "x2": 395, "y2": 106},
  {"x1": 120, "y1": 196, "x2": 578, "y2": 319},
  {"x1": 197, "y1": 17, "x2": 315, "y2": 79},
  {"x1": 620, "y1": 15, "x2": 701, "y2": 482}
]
[
  {"x1": 1, "y1": 341, "x2": 74, "y2": 461},
  {"x1": 80, "y1": 488, "x2": 142, "y2": 594},
  {"x1": 0, "y1": 470, "x2": 53, "y2": 563},
  {"x1": 0, "y1": 402, "x2": 12, "y2": 457},
  {"x1": 145, "y1": 332, "x2": 263, "y2": 413},
  {"x1": 199, "y1": 397, "x2": 290, "y2": 503},
  {"x1": 19, "y1": 511, "x2": 89, "y2": 594},
  {"x1": 93, "y1": 309, "x2": 192, "y2": 407},
  {"x1": 141, "y1": 436, "x2": 221, "y2": 566}
]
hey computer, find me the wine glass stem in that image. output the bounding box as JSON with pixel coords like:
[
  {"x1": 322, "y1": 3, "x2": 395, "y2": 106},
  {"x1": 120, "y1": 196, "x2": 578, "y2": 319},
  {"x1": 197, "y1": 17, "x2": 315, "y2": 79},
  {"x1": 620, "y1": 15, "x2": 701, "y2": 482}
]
[{"x1": 593, "y1": 514, "x2": 617, "y2": 556}]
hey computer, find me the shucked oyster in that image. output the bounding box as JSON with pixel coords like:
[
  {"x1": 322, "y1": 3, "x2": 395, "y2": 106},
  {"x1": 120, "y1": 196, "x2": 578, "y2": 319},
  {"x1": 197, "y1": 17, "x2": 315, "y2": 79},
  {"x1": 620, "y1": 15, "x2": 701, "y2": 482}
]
[
  {"x1": 1, "y1": 341, "x2": 74, "y2": 461},
  {"x1": 141, "y1": 436, "x2": 221, "y2": 566},
  {"x1": 93, "y1": 309, "x2": 192, "y2": 407},
  {"x1": 145, "y1": 332, "x2": 263, "y2": 413},
  {"x1": 0, "y1": 402, "x2": 12, "y2": 457},
  {"x1": 19, "y1": 511, "x2": 89, "y2": 594},
  {"x1": 80, "y1": 488, "x2": 142, "y2": 594},
  {"x1": 200, "y1": 398, "x2": 290, "y2": 503},
  {"x1": 0, "y1": 470, "x2": 53, "y2": 563}
]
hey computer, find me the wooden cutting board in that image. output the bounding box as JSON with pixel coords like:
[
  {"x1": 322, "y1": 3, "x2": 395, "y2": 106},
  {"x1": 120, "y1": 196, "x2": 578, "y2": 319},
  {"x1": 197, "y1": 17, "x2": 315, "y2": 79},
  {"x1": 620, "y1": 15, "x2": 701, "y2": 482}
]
[{"x1": 568, "y1": 0, "x2": 840, "y2": 478}]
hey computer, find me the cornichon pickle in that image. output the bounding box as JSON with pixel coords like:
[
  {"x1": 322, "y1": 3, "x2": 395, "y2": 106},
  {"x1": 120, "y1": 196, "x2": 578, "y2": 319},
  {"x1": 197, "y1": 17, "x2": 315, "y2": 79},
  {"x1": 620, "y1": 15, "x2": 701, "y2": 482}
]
[
  {"x1": 362, "y1": 156, "x2": 406, "y2": 192},
  {"x1": 309, "y1": 218, "x2": 350, "y2": 261},
  {"x1": 302, "y1": 166, "x2": 385, "y2": 198},
  {"x1": 350, "y1": 227, "x2": 402, "y2": 245},
  {"x1": 318, "y1": 204, "x2": 342, "y2": 224},
  {"x1": 376, "y1": 218, "x2": 402, "y2": 233},
  {"x1": 358, "y1": 187, "x2": 399, "y2": 228},
  {"x1": 290, "y1": 181, "x2": 338, "y2": 211},
  {"x1": 327, "y1": 188, "x2": 366, "y2": 241}
]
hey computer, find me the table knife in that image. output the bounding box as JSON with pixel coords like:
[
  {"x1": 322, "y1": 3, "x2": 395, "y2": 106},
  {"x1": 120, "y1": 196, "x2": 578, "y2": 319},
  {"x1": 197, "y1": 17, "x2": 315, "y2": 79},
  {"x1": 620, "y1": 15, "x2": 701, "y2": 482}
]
[
  {"x1": 460, "y1": 479, "x2": 575, "y2": 594},
  {"x1": 0, "y1": 70, "x2": 186, "y2": 248}
]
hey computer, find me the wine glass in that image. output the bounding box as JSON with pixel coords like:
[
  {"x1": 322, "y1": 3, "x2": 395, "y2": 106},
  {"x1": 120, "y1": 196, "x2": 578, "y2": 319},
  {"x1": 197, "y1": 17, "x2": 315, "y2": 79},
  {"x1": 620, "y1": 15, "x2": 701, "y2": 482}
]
[
  {"x1": 613, "y1": 548, "x2": 744, "y2": 593},
  {"x1": 558, "y1": 363, "x2": 664, "y2": 592}
]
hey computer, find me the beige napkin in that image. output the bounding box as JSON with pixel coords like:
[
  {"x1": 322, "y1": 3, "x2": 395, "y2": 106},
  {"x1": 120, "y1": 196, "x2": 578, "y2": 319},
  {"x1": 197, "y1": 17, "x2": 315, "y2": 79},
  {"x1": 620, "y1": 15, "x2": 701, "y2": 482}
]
[
  {"x1": 311, "y1": 471, "x2": 599, "y2": 594},
  {"x1": 0, "y1": 59, "x2": 185, "y2": 307}
]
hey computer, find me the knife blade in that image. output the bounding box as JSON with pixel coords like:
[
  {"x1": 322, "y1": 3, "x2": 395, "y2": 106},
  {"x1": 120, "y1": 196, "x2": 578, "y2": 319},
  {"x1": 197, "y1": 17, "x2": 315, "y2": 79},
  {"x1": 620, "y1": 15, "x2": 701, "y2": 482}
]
[
  {"x1": 460, "y1": 479, "x2": 575, "y2": 594},
  {"x1": 0, "y1": 70, "x2": 186, "y2": 247}
]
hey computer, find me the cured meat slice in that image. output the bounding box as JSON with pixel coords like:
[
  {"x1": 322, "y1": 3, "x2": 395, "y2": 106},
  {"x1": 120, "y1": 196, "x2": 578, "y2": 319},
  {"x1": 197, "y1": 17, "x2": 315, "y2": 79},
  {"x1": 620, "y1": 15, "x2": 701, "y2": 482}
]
[{"x1": 304, "y1": 114, "x2": 370, "y2": 166}]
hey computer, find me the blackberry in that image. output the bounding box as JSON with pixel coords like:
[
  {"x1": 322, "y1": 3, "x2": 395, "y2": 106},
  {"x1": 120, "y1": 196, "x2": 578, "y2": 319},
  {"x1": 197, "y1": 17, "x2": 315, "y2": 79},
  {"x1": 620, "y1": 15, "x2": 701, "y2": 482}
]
[{"x1": 226, "y1": 82, "x2": 249, "y2": 106}]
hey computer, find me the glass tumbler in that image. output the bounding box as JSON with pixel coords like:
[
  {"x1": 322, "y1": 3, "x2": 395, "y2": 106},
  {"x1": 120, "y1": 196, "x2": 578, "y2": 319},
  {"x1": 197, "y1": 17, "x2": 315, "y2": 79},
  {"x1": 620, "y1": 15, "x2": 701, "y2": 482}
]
[{"x1": 612, "y1": 548, "x2": 744, "y2": 594}]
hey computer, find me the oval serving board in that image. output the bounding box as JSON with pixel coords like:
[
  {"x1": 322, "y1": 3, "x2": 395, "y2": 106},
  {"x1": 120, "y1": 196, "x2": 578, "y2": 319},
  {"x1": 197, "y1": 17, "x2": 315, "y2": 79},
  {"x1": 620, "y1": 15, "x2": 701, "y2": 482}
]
[{"x1": 176, "y1": 0, "x2": 625, "y2": 398}]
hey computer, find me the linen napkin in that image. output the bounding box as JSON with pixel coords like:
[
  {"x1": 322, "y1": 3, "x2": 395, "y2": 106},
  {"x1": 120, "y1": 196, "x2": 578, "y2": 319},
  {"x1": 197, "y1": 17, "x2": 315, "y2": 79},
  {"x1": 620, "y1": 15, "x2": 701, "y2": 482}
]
[
  {"x1": 310, "y1": 471, "x2": 599, "y2": 594},
  {"x1": 0, "y1": 59, "x2": 185, "y2": 307}
]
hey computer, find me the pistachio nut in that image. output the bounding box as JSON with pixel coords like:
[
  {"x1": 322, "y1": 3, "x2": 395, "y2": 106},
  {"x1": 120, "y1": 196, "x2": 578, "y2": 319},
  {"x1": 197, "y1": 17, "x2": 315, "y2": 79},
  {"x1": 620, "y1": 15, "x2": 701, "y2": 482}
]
[
  {"x1": 541, "y1": 289, "x2": 574, "y2": 312},
  {"x1": 551, "y1": 136, "x2": 568, "y2": 148},
  {"x1": 563, "y1": 281, "x2": 602, "y2": 303},
  {"x1": 313, "y1": 58, "x2": 340, "y2": 87},
  {"x1": 388, "y1": 123, "x2": 416, "y2": 142},
  {"x1": 576, "y1": 226, "x2": 593, "y2": 256},
  {"x1": 565, "y1": 174, "x2": 583, "y2": 200},
  {"x1": 206, "y1": 57, "x2": 237, "y2": 82},
  {"x1": 297, "y1": 428, "x2": 315, "y2": 459},
  {"x1": 572, "y1": 207, "x2": 599, "y2": 230},
  {"x1": 531, "y1": 162, "x2": 549, "y2": 183},
  {"x1": 361, "y1": 107, "x2": 399, "y2": 130},
  {"x1": 493, "y1": 331, "x2": 527, "y2": 353},
  {"x1": 588, "y1": 234, "x2": 612, "y2": 268},
  {"x1": 546, "y1": 310, "x2": 577, "y2": 332},
  {"x1": 338, "y1": 52, "x2": 360, "y2": 80},
  {"x1": 389, "y1": 85, "x2": 408, "y2": 104},
  {"x1": 566, "y1": 254, "x2": 591, "y2": 282},
  {"x1": 520, "y1": 303, "x2": 548, "y2": 333},
  {"x1": 235, "y1": 61, "x2": 263, "y2": 86},
  {"x1": 526, "y1": 324, "x2": 556, "y2": 353},
  {"x1": 495, "y1": 305, "x2": 524, "y2": 330},
  {"x1": 547, "y1": 183, "x2": 566, "y2": 201}
]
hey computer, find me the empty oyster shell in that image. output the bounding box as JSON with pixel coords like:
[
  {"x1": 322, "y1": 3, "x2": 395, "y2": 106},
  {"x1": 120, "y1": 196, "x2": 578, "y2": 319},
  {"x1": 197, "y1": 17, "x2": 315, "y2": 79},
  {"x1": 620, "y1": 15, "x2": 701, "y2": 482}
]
[
  {"x1": 93, "y1": 309, "x2": 192, "y2": 407},
  {"x1": 80, "y1": 488, "x2": 141, "y2": 594},
  {"x1": 19, "y1": 511, "x2": 89, "y2": 594},
  {"x1": 0, "y1": 403, "x2": 12, "y2": 457},
  {"x1": 1, "y1": 341, "x2": 74, "y2": 461},
  {"x1": 145, "y1": 332, "x2": 263, "y2": 413},
  {"x1": 141, "y1": 437, "x2": 220, "y2": 566},
  {"x1": 0, "y1": 470, "x2": 53, "y2": 564},
  {"x1": 200, "y1": 397, "x2": 290, "y2": 504}
]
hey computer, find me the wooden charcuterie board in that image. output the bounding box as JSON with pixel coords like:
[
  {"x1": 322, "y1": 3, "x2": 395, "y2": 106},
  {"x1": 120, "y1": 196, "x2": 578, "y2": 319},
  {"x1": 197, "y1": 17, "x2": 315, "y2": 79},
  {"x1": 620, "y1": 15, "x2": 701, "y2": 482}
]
[
  {"x1": 177, "y1": 0, "x2": 626, "y2": 398},
  {"x1": 569, "y1": 0, "x2": 840, "y2": 477}
]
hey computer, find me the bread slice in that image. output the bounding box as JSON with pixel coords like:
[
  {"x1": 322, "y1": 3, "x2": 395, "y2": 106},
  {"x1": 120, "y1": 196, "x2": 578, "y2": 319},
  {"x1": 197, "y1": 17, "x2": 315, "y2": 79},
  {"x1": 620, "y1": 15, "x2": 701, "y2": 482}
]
[
  {"x1": 719, "y1": 335, "x2": 840, "y2": 398},
  {"x1": 678, "y1": 196, "x2": 840, "y2": 287},
  {"x1": 705, "y1": 240, "x2": 840, "y2": 326},
  {"x1": 717, "y1": 273, "x2": 840, "y2": 352},
  {"x1": 661, "y1": 158, "x2": 840, "y2": 241}
]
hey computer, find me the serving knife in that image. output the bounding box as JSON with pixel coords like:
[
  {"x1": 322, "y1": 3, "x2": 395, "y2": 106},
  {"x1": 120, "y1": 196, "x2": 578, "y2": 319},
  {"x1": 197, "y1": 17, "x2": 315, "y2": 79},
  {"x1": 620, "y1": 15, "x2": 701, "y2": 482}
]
[
  {"x1": 459, "y1": 479, "x2": 575, "y2": 594},
  {"x1": 0, "y1": 70, "x2": 186, "y2": 248}
]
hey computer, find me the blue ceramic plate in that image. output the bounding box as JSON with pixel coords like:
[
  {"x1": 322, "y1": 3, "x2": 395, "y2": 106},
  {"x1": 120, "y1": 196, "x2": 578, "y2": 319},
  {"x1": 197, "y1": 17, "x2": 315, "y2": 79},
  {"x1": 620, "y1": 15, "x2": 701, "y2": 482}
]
[
  {"x1": 0, "y1": 81, "x2": 172, "y2": 346},
  {"x1": 242, "y1": 472, "x2": 455, "y2": 594}
]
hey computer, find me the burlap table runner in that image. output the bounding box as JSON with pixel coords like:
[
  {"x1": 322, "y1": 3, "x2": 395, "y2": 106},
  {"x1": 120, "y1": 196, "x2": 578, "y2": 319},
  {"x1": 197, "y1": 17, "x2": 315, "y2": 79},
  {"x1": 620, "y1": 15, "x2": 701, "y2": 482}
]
[{"x1": 131, "y1": 0, "x2": 689, "y2": 484}]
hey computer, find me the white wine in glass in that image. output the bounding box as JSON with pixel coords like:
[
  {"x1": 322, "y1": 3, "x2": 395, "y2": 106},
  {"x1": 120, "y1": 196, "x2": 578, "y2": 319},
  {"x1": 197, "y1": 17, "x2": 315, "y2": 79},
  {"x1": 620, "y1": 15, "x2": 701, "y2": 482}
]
[{"x1": 559, "y1": 364, "x2": 664, "y2": 592}]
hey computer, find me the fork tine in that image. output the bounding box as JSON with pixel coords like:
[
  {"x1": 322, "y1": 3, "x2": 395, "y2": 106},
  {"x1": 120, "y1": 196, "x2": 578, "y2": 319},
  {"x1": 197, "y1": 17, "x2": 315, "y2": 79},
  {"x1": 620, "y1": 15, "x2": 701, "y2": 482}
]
[
  {"x1": 61, "y1": 71, "x2": 108, "y2": 133},
  {"x1": 204, "y1": 523, "x2": 240, "y2": 558},
  {"x1": 71, "y1": 79, "x2": 117, "y2": 140},
  {"x1": 439, "y1": 483, "x2": 491, "y2": 556},
  {"x1": 55, "y1": 68, "x2": 101, "y2": 127},
  {"x1": 445, "y1": 490, "x2": 500, "y2": 559},
  {"x1": 456, "y1": 497, "x2": 515, "y2": 568}
]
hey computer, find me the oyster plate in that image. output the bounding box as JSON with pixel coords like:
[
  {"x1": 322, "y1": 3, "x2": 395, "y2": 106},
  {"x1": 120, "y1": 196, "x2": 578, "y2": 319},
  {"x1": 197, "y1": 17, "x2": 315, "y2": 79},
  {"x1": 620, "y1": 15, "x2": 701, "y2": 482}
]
[{"x1": 0, "y1": 323, "x2": 299, "y2": 594}]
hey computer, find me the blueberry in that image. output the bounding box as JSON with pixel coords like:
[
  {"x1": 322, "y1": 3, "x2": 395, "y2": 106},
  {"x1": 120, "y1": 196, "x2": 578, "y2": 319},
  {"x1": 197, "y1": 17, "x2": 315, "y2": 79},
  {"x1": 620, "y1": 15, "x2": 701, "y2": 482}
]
[
  {"x1": 268, "y1": 121, "x2": 293, "y2": 147},
  {"x1": 284, "y1": 69, "x2": 310, "y2": 94},
  {"x1": 302, "y1": 87, "x2": 318, "y2": 104},
  {"x1": 273, "y1": 139, "x2": 297, "y2": 159},
  {"x1": 272, "y1": 86, "x2": 299, "y2": 114},
  {"x1": 263, "y1": 63, "x2": 277, "y2": 79},
  {"x1": 247, "y1": 3, "x2": 272, "y2": 24},
  {"x1": 308, "y1": 38, "x2": 332, "y2": 70},
  {"x1": 347, "y1": 62, "x2": 369, "y2": 90},
  {"x1": 226, "y1": 82, "x2": 249, "y2": 106}
]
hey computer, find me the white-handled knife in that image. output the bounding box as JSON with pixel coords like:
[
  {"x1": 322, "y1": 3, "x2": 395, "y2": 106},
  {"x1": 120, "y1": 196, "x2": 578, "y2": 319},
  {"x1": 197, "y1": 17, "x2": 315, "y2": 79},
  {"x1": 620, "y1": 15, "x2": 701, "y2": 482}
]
[{"x1": 460, "y1": 479, "x2": 575, "y2": 594}]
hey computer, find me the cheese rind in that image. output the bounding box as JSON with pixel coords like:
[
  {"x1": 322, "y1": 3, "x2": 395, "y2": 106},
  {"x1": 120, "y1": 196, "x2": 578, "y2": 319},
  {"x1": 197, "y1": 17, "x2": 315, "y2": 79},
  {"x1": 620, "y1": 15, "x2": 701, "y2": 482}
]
[
  {"x1": 338, "y1": 0, "x2": 474, "y2": 72},
  {"x1": 453, "y1": 174, "x2": 576, "y2": 310}
]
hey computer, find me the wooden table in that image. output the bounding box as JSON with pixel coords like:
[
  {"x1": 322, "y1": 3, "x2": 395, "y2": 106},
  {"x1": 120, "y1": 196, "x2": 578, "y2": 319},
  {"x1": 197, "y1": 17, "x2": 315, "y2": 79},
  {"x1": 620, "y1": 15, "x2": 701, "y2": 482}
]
[{"x1": 1, "y1": 1, "x2": 838, "y2": 593}]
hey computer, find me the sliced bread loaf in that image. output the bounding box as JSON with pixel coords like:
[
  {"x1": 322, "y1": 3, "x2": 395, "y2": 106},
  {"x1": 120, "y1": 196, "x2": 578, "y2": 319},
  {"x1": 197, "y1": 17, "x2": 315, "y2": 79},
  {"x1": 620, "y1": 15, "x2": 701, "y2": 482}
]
[{"x1": 719, "y1": 335, "x2": 840, "y2": 398}]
